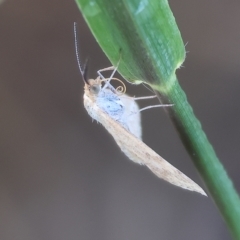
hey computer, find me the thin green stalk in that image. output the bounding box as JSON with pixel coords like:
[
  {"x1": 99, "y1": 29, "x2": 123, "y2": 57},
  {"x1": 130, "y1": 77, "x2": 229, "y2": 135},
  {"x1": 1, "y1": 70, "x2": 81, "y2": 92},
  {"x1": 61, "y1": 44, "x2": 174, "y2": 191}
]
[
  {"x1": 160, "y1": 77, "x2": 240, "y2": 239},
  {"x1": 76, "y1": 0, "x2": 240, "y2": 238}
]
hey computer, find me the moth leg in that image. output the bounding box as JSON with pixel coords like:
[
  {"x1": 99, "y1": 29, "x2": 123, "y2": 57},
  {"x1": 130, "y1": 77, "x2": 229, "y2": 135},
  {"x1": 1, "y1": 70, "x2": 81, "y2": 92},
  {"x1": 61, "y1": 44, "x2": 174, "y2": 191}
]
[
  {"x1": 120, "y1": 95, "x2": 173, "y2": 113},
  {"x1": 133, "y1": 95, "x2": 158, "y2": 100},
  {"x1": 97, "y1": 66, "x2": 115, "y2": 80},
  {"x1": 120, "y1": 95, "x2": 157, "y2": 101},
  {"x1": 134, "y1": 96, "x2": 173, "y2": 112},
  {"x1": 98, "y1": 60, "x2": 121, "y2": 90},
  {"x1": 127, "y1": 104, "x2": 173, "y2": 119},
  {"x1": 138, "y1": 104, "x2": 173, "y2": 112},
  {"x1": 95, "y1": 67, "x2": 115, "y2": 93}
]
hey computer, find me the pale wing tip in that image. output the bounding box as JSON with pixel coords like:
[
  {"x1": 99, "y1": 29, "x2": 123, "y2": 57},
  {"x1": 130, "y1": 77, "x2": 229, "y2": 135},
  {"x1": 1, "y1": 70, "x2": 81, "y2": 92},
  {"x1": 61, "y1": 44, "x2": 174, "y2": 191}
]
[
  {"x1": 196, "y1": 187, "x2": 207, "y2": 197},
  {"x1": 171, "y1": 181, "x2": 208, "y2": 196},
  {"x1": 189, "y1": 185, "x2": 207, "y2": 197},
  {"x1": 146, "y1": 164, "x2": 208, "y2": 196},
  {"x1": 172, "y1": 180, "x2": 207, "y2": 196},
  {"x1": 201, "y1": 191, "x2": 208, "y2": 197},
  {"x1": 181, "y1": 178, "x2": 207, "y2": 196},
  {"x1": 171, "y1": 180, "x2": 208, "y2": 197}
]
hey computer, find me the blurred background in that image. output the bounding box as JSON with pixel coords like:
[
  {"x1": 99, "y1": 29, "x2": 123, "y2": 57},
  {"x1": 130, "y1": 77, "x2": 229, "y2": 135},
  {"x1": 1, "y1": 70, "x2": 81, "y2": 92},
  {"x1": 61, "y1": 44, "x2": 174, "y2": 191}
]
[{"x1": 0, "y1": 1, "x2": 239, "y2": 239}]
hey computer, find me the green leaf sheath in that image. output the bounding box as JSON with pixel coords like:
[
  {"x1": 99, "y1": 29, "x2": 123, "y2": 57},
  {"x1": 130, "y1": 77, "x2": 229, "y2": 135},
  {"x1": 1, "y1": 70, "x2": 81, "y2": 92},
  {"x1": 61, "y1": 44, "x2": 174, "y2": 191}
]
[
  {"x1": 76, "y1": 0, "x2": 240, "y2": 238},
  {"x1": 76, "y1": 0, "x2": 185, "y2": 85}
]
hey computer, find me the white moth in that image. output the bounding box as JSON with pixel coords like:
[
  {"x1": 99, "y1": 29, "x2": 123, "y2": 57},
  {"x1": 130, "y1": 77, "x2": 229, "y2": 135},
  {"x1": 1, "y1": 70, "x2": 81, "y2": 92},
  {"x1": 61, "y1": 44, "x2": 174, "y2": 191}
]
[{"x1": 74, "y1": 25, "x2": 206, "y2": 196}]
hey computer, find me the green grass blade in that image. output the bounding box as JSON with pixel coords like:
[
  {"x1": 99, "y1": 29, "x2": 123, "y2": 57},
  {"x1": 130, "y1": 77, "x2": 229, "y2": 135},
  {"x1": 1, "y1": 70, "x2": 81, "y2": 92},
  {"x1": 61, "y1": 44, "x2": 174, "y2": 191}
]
[
  {"x1": 76, "y1": 0, "x2": 240, "y2": 238},
  {"x1": 76, "y1": 0, "x2": 185, "y2": 85}
]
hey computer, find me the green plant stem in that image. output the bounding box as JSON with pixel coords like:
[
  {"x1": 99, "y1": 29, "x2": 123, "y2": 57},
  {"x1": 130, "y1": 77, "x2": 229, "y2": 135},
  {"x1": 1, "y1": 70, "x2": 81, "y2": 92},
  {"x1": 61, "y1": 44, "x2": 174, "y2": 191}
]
[{"x1": 160, "y1": 76, "x2": 240, "y2": 239}]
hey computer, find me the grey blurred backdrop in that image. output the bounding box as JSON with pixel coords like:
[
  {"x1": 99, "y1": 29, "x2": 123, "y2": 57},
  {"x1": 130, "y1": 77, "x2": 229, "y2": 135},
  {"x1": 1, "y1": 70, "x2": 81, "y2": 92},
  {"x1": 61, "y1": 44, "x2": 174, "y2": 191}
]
[{"x1": 0, "y1": 1, "x2": 239, "y2": 240}]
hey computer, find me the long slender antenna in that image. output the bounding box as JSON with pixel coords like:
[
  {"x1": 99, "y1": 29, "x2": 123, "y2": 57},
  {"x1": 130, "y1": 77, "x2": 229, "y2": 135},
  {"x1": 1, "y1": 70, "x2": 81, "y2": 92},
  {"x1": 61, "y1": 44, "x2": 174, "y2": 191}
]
[{"x1": 74, "y1": 22, "x2": 88, "y2": 82}]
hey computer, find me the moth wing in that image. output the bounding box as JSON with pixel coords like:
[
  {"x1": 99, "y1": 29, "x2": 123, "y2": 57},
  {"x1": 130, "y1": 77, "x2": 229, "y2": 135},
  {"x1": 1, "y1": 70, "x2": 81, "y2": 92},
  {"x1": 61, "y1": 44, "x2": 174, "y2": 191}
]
[
  {"x1": 84, "y1": 94, "x2": 206, "y2": 196},
  {"x1": 120, "y1": 95, "x2": 142, "y2": 140},
  {"x1": 96, "y1": 108, "x2": 206, "y2": 196}
]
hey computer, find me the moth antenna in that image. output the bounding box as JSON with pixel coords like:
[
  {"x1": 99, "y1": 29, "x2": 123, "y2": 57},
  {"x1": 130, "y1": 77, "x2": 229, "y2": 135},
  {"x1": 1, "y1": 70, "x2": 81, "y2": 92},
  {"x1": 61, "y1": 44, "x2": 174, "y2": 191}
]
[{"x1": 74, "y1": 22, "x2": 88, "y2": 83}]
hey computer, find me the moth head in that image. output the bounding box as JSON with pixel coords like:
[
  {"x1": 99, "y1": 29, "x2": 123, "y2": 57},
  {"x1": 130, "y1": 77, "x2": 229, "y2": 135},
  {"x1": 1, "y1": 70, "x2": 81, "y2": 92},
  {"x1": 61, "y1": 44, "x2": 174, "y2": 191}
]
[
  {"x1": 85, "y1": 77, "x2": 101, "y2": 95},
  {"x1": 79, "y1": 60, "x2": 101, "y2": 96}
]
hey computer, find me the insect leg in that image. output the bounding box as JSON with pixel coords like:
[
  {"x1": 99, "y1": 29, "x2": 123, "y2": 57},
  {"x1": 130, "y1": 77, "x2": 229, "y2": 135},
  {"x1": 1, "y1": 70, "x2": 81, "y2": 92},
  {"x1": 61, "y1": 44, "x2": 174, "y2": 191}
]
[
  {"x1": 138, "y1": 104, "x2": 173, "y2": 112},
  {"x1": 97, "y1": 66, "x2": 115, "y2": 80},
  {"x1": 98, "y1": 60, "x2": 120, "y2": 90},
  {"x1": 133, "y1": 95, "x2": 158, "y2": 100}
]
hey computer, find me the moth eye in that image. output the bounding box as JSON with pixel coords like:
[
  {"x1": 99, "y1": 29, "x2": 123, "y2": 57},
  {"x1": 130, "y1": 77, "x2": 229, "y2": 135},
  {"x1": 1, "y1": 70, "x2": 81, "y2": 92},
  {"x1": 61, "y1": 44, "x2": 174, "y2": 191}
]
[{"x1": 90, "y1": 85, "x2": 100, "y2": 94}]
